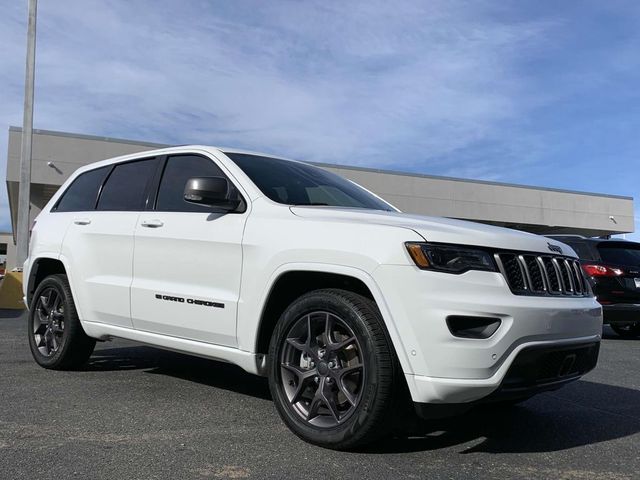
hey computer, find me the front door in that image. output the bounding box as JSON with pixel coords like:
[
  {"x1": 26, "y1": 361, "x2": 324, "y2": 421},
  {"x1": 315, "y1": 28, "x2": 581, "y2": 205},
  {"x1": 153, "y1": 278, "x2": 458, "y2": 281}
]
[{"x1": 130, "y1": 153, "x2": 247, "y2": 347}]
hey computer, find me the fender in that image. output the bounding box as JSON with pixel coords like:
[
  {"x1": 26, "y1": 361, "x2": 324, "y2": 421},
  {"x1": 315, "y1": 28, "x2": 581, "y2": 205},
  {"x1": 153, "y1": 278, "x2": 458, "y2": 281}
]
[
  {"x1": 246, "y1": 262, "x2": 414, "y2": 376},
  {"x1": 24, "y1": 253, "x2": 67, "y2": 307},
  {"x1": 55, "y1": 253, "x2": 86, "y2": 322}
]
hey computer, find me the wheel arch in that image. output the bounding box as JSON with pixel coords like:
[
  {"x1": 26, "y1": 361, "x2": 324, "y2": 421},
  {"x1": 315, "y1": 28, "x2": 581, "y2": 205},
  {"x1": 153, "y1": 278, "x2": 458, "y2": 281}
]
[
  {"x1": 26, "y1": 254, "x2": 86, "y2": 323},
  {"x1": 251, "y1": 264, "x2": 413, "y2": 375},
  {"x1": 26, "y1": 256, "x2": 67, "y2": 308}
]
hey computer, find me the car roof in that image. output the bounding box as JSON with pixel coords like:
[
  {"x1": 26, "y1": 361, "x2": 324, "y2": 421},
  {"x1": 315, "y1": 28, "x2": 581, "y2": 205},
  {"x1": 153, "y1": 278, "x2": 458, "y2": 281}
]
[{"x1": 68, "y1": 145, "x2": 311, "y2": 178}]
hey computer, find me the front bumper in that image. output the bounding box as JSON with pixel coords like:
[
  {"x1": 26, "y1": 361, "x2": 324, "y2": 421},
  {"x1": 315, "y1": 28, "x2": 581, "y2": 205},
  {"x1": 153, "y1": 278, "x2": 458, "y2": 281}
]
[
  {"x1": 487, "y1": 340, "x2": 599, "y2": 395},
  {"x1": 373, "y1": 264, "x2": 602, "y2": 404},
  {"x1": 603, "y1": 304, "x2": 640, "y2": 324},
  {"x1": 413, "y1": 340, "x2": 600, "y2": 418}
]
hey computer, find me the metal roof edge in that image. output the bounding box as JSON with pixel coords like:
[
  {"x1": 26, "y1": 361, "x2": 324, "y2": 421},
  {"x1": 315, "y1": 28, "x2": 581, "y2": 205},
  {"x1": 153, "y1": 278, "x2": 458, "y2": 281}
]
[
  {"x1": 9, "y1": 126, "x2": 169, "y2": 149},
  {"x1": 8, "y1": 126, "x2": 634, "y2": 201},
  {"x1": 311, "y1": 162, "x2": 634, "y2": 201}
]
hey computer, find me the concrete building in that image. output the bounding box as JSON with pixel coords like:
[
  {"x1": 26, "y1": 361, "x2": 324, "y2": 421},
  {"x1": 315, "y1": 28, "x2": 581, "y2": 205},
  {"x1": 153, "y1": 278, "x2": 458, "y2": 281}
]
[
  {"x1": 4, "y1": 126, "x2": 636, "y2": 269},
  {"x1": 0, "y1": 232, "x2": 11, "y2": 275}
]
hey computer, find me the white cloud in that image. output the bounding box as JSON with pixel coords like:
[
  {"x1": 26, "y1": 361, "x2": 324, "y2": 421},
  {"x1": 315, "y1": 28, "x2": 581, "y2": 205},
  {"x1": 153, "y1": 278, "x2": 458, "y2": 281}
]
[
  {"x1": 0, "y1": 1, "x2": 637, "y2": 234},
  {"x1": 4, "y1": 1, "x2": 560, "y2": 164}
]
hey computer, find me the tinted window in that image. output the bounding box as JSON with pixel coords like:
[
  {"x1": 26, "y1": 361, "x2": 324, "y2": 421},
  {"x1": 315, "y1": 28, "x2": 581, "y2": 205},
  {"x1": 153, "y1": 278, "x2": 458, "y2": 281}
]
[
  {"x1": 56, "y1": 166, "x2": 110, "y2": 212},
  {"x1": 225, "y1": 153, "x2": 394, "y2": 211},
  {"x1": 156, "y1": 155, "x2": 226, "y2": 212},
  {"x1": 97, "y1": 158, "x2": 157, "y2": 211},
  {"x1": 598, "y1": 243, "x2": 640, "y2": 267}
]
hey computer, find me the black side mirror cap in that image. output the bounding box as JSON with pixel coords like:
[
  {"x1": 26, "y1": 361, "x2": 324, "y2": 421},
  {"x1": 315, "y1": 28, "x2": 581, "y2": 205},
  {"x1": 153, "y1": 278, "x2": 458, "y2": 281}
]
[{"x1": 183, "y1": 176, "x2": 241, "y2": 211}]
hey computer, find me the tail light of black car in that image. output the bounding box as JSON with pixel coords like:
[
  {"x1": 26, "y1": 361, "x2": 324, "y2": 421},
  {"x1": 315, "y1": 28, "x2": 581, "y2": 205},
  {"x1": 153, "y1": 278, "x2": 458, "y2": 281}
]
[{"x1": 582, "y1": 264, "x2": 624, "y2": 277}]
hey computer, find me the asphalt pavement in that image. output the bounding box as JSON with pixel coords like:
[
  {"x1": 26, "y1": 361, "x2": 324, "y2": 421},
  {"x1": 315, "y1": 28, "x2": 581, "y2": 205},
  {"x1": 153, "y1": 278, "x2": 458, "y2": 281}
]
[{"x1": 1, "y1": 310, "x2": 639, "y2": 479}]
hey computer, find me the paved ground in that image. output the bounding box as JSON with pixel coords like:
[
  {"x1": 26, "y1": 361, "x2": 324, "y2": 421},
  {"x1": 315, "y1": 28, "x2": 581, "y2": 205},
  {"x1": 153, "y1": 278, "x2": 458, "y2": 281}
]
[{"x1": 1, "y1": 311, "x2": 639, "y2": 480}]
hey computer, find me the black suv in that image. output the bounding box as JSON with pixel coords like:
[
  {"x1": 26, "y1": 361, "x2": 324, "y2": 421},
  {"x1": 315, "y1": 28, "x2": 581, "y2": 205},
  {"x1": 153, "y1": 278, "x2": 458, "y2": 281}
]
[{"x1": 548, "y1": 236, "x2": 640, "y2": 338}]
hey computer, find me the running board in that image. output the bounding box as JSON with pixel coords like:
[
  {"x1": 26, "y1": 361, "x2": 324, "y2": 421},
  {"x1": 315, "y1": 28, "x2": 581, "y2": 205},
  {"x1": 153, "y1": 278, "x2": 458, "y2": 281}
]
[{"x1": 81, "y1": 321, "x2": 267, "y2": 376}]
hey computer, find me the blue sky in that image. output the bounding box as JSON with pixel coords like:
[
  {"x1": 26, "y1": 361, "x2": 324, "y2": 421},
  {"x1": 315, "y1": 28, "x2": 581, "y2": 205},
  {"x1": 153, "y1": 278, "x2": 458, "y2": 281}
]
[{"x1": 1, "y1": 0, "x2": 638, "y2": 238}]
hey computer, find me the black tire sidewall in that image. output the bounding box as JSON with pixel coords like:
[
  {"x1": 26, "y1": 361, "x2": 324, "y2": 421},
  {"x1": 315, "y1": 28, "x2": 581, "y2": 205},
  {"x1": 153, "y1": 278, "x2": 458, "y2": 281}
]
[
  {"x1": 268, "y1": 289, "x2": 393, "y2": 448},
  {"x1": 27, "y1": 274, "x2": 89, "y2": 369}
]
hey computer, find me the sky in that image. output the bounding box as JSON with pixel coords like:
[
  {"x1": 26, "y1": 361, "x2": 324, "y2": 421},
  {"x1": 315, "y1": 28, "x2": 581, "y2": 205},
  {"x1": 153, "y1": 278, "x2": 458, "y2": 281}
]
[{"x1": 1, "y1": 0, "x2": 639, "y2": 238}]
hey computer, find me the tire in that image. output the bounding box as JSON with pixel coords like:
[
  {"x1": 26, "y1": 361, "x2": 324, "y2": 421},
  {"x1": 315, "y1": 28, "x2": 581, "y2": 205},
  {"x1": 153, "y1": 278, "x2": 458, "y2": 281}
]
[
  {"x1": 611, "y1": 323, "x2": 640, "y2": 338},
  {"x1": 268, "y1": 288, "x2": 398, "y2": 450},
  {"x1": 28, "y1": 274, "x2": 96, "y2": 370}
]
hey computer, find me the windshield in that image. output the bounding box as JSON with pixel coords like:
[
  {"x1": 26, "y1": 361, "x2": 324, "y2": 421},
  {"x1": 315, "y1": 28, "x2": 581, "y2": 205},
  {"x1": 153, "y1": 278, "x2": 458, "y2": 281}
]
[
  {"x1": 598, "y1": 243, "x2": 640, "y2": 267},
  {"x1": 225, "y1": 153, "x2": 395, "y2": 211}
]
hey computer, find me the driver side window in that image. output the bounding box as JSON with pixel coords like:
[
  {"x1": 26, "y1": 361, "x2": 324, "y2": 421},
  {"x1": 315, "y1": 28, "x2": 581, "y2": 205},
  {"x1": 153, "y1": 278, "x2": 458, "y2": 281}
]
[{"x1": 156, "y1": 155, "x2": 228, "y2": 212}]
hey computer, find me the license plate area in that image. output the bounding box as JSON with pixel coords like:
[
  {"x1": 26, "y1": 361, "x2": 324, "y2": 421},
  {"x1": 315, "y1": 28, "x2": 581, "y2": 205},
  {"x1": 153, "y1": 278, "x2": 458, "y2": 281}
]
[{"x1": 635, "y1": 278, "x2": 640, "y2": 289}]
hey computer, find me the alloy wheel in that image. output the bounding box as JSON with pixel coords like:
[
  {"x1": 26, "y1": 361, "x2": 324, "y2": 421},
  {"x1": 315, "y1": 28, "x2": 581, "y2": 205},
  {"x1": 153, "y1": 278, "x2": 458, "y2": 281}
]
[
  {"x1": 33, "y1": 287, "x2": 65, "y2": 357},
  {"x1": 279, "y1": 311, "x2": 365, "y2": 428}
]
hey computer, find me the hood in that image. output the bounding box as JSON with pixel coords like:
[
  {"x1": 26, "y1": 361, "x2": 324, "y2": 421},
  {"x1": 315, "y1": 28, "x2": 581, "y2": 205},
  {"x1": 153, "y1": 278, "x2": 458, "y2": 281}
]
[{"x1": 290, "y1": 206, "x2": 575, "y2": 257}]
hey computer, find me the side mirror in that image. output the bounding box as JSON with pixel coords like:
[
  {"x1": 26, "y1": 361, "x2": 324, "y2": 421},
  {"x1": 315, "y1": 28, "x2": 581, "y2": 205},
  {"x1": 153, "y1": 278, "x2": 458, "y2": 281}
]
[{"x1": 183, "y1": 176, "x2": 240, "y2": 211}]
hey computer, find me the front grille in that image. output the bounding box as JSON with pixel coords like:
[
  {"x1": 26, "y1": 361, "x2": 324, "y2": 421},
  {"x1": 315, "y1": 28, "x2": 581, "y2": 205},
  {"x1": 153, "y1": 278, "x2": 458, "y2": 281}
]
[
  {"x1": 541, "y1": 257, "x2": 561, "y2": 293},
  {"x1": 496, "y1": 252, "x2": 591, "y2": 297},
  {"x1": 500, "y1": 254, "x2": 526, "y2": 291},
  {"x1": 523, "y1": 255, "x2": 545, "y2": 292}
]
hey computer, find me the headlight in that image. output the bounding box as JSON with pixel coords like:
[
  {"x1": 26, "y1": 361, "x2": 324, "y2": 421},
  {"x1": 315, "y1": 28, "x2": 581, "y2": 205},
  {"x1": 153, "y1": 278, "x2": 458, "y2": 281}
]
[{"x1": 405, "y1": 242, "x2": 497, "y2": 274}]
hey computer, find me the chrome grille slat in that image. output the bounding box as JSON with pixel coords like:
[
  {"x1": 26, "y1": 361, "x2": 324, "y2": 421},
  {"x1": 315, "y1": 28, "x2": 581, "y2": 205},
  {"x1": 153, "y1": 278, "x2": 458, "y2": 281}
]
[
  {"x1": 554, "y1": 258, "x2": 572, "y2": 294},
  {"x1": 517, "y1": 255, "x2": 532, "y2": 292},
  {"x1": 564, "y1": 260, "x2": 578, "y2": 295},
  {"x1": 540, "y1": 256, "x2": 562, "y2": 294},
  {"x1": 495, "y1": 253, "x2": 527, "y2": 292},
  {"x1": 535, "y1": 256, "x2": 550, "y2": 292},
  {"x1": 497, "y1": 252, "x2": 591, "y2": 298},
  {"x1": 522, "y1": 255, "x2": 545, "y2": 292},
  {"x1": 572, "y1": 260, "x2": 584, "y2": 294}
]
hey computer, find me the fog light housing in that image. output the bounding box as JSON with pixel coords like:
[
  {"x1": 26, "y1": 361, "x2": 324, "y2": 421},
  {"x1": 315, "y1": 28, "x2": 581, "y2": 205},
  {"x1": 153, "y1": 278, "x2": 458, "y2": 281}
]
[{"x1": 446, "y1": 315, "x2": 502, "y2": 339}]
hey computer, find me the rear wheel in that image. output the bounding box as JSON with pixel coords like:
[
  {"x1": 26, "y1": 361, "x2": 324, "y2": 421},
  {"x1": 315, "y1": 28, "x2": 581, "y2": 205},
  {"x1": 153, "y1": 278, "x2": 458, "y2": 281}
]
[
  {"x1": 611, "y1": 323, "x2": 640, "y2": 338},
  {"x1": 28, "y1": 274, "x2": 96, "y2": 369},
  {"x1": 268, "y1": 288, "x2": 397, "y2": 449}
]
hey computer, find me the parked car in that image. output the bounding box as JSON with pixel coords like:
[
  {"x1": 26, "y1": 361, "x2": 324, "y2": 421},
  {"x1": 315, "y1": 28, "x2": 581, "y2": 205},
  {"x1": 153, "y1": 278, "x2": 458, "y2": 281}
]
[
  {"x1": 24, "y1": 147, "x2": 602, "y2": 449},
  {"x1": 547, "y1": 235, "x2": 640, "y2": 338}
]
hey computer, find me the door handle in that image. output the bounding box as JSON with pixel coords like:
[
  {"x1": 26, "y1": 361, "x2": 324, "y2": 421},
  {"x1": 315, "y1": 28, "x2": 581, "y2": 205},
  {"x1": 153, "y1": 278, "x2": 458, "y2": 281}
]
[
  {"x1": 141, "y1": 219, "x2": 164, "y2": 228},
  {"x1": 73, "y1": 218, "x2": 91, "y2": 225}
]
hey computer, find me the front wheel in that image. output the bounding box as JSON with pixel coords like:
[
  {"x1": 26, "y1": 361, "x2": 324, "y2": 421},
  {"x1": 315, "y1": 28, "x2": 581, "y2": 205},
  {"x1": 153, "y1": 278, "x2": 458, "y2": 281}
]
[
  {"x1": 611, "y1": 323, "x2": 640, "y2": 338},
  {"x1": 28, "y1": 274, "x2": 96, "y2": 370},
  {"x1": 268, "y1": 289, "x2": 397, "y2": 450}
]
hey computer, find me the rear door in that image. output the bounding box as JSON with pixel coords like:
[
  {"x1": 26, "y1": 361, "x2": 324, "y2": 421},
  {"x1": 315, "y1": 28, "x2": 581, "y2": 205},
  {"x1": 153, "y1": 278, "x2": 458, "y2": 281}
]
[
  {"x1": 60, "y1": 157, "x2": 158, "y2": 327},
  {"x1": 130, "y1": 153, "x2": 248, "y2": 347}
]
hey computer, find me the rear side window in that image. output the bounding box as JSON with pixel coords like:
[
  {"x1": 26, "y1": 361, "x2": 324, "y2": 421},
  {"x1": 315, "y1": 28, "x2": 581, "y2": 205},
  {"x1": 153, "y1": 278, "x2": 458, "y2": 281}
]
[
  {"x1": 156, "y1": 155, "x2": 225, "y2": 212},
  {"x1": 55, "y1": 166, "x2": 110, "y2": 212},
  {"x1": 97, "y1": 158, "x2": 157, "y2": 211}
]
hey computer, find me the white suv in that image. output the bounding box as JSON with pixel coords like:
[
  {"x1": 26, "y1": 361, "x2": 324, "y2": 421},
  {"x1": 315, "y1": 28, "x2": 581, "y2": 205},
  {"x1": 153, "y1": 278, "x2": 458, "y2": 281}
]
[{"x1": 24, "y1": 146, "x2": 602, "y2": 449}]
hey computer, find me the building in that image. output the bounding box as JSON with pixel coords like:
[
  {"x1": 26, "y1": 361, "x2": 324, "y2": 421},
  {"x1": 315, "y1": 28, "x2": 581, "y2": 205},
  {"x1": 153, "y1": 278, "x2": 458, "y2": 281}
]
[
  {"x1": 0, "y1": 232, "x2": 10, "y2": 275},
  {"x1": 4, "y1": 126, "x2": 636, "y2": 269}
]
